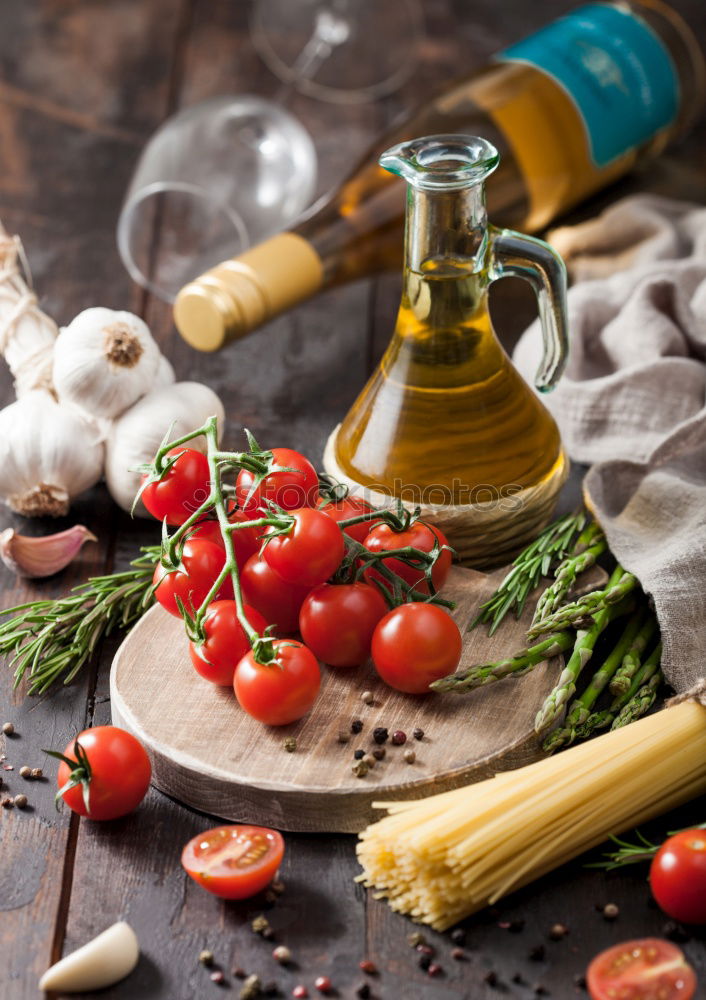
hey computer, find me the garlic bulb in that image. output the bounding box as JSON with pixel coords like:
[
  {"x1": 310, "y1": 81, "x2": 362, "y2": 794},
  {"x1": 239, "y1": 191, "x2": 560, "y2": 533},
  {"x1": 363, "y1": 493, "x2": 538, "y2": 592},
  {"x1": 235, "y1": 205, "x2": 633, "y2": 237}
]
[
  {"x1": 154, "y1": 353, "x2": 175, "y2": 387},
  {"x1": 0, "y1": 524, "x2": 97, "y2": 577},
  {"x1": 0, "y1": 226, "x2": 57, "y2": 396},
  {"x1": 39, "y1": 921, "x2": 139, "y2": 992},
  {"x1": 53, "y1": 307, "x2": 161, "y2": 419},
  {"x1": 106, "y1": 381, "x2": 225, "y2": 514},
  {"x1": 0, "y1": 391, "x2": 104, "y2": 517}
]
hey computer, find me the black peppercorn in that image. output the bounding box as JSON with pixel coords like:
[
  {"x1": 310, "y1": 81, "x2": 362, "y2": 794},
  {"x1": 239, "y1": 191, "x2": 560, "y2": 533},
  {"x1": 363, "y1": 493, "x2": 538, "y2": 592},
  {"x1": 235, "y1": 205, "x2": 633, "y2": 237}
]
[
  {"x1": 372, "y1": 727, "x2": 388, "y2": 744},
  {"x1": 663, "y1": 920, "x2": 690, "y2": 942},
  {"x1": 450, "y1": 928, "x2": 466, "y2": 945},
  {"x1": 353, "y1": 749, "x2": 365, "y2": 760},
  {"x1": 413, "y1": 727, "x2": 424, "y2": 741},
  {"x1": 573, "y1": 973, "x2": 587, "y2": 990},
  {"x1": 356, "y1": 985, "x2": 371, "y2": 999},
  {"x1": 351, "y1": 718, "x2": 363, "y2": 734},
  {"x1": 418, "y1": 954, "x2": 432, "y2": 971},
  {"x1": 483, "y1": 970, "x2": 498, "y2": 987},
  {"x1": 528, "y1": 945, "x2": 546, "y2": 962}
]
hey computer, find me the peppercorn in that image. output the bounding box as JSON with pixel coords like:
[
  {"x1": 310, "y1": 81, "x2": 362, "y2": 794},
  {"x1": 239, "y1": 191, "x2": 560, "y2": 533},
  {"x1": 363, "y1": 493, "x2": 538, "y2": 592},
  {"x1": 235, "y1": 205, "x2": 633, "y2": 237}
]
[
  {"x1": 353, "y1": 749, "x2": 365, "y2": 760},
  {"x1": 663, "y1": 920, "x2": 690, "y2": 942},
  {"x1": 273, "y1": 945, "x2": 291, "y2": 964},
  {"x1": 573, "y1": 973, "x2": 587, "y2": 990},
  {"x1": 498, "y1": 918, "x2": 525, "y2": 932},
  {"x1": 19, "y1": 766, "x2": 31, "y2": 778},
  {"x1": 358, "y1": 959, "x2": 377, "y2": 975},
  {"x1": 352, "y1": 760, "x2": 369, "y2": 778},
  {"x1": 314, "y1": 976, "x2": 332, "y2": 994},
  {"x1": 199, "y1": 950, "x2": 215, "y2": 966},
  {"x1": 361, "y1": 690, "x2": 374, "y2": 705},
  {"x1": 372, "y1": 747, "x2": 386, "y2": 761},
  {"x1": 407, "y1": 931, "x2": 425, "y2": 947},
  {"x1": 413, "y1": 727, "x2": 424, "y2": 741},
  {"x1": 232, "y1": 967, "x2": 247, "y2": 979},
  {"x1": 13, "y1": 794, "x2": 27, "y2": 809},
  {"x1": 602, "y1": 903, "x2": 619, "y2": 921},
  {"x1": 427, "y1": 963, "x2": 442, "y2": 977},
  {"x1": 362, "y1": 754, "x2": 376, "y2": 768},
  {"x1": 2, "y1": 722, "x2": 14, "y2": 735},
  {"x1": 240, "y1": 974, "x2": 262, "y2": 1000},
  {"x1": 292, "y1": 987, "x2": 308, "y2": 999},
  {"x1": 403, "y1": 748, "x2": 415, "y2": 764},
  {"x1": 449, "y1": 928, "x2": 466, "y2": 945},
  {"x1": 391, "y1": 730, "x2": 406, "y2": 745},
  {"x1": 1, "y1": 797, "x2": 13, "y2": 809},
  {"x1": 263, "y1": 982, "x2": 279, "y2": 997},
  {"x1": 31, "y1": 767, "x2": 43, "y2": 778},
  {"x1": 528, "y1": 945, "x2": 545, "y2": 962},
  {"x1": 534, "y1": 985, "x2": 548, "y2": 996},
  {"x1": 337, "y1": 730, "x2": 349, "y2": 744},
  {"x1": 418, "y1": 954, "x2": 431, "y2": 971},
  {"x1": 451, "y1": 948, "x2": 466, "y2": 961},
  {"x1": 483, "y1": 970, "x2": 498, "y2": 986},
  {"x1": 356, "y1": 984, "x2": 371, "y2": 999},
  {"x1": 351, "y1": 718, "x2": 363, "y2": 734},
  {"x1": 549, "y1": 923, "x2": 568, "y2": 940},
  {"x1": 210, "y1": 970, "x2": 225, "y2": 984},
  {"x1": 251, "y1": 915, "x2": 271, "y2": 935},
  {"x1": 416, "y1": 944, "x2": 435, "y2": 957},
  {"x1": 283, "y1": 737, "x2": 297, "y2": 753},
  {"x1": 512, "y1": 973, "x2": 526, "y2": 984},
  {"x1": 372, "y1": 727, "x2": 388, "y2": 744}
]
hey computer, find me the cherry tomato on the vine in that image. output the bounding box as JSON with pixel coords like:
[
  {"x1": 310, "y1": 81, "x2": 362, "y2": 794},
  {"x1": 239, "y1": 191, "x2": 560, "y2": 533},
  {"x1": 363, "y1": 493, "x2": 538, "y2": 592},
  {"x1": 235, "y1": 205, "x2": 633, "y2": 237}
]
[
  {"x1": 240, "y1": 554, "x2": 312, "y2": 633},
  {"x1": 153, "y1": 538, "x2": 233, "y2": 618},
  {"x1": 181, "y1": 824, "x2": 284, "y2": 900},
  {"x1": 52, "y1": 726, "x2": 151, "y2": 821},
  {"x1": 650, "y1": 829, "x2": 706, "y2": 924},
  {"x1": 234, "y1": 640, "x2": 320, "y2": 725},
  {"x1": 320, "y1": 495, "x2": 381, "y2": 544},
  {"x1": 186, "y1": 509, "x2": 261, "y2": 567},
  {"x1": 363, "y1": 520, "x2": 452, "y2": 595},
  {"x1": 299, "y1": 582, "x2": 388, "y2": 667},
  {"x1": 263, "y1": 507, "x2": 345, "y2": 588},
  {"x1": 586, "y1": 939, "x2": 696, "y2": 1000},
  {"x1": 141, "y1": 447, "x2": 211, "y2": 525},
  {"x1": 189, "y1": 600, "x2": 268, "y2": 686},
  {"x1": 236, "y1": 447, "x2": 319, "y2": 513},
  {"x1": 371, "y1": 603, "x2": 462, "y2": 694}
]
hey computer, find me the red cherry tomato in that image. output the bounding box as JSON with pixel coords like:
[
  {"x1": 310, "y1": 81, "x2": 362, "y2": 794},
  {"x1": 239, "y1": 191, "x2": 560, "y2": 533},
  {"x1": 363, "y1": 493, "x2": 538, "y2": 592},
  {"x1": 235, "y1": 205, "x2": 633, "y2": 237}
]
[
  {"x1": 153, "y1": 538, "x2": 233, "y2": 618},
  {"x1": 141, "y1": 447, "x2": 211, "y2": 525},
  {"x1": 320, "y1": 496, "x2": 381, "y2": 544},
  {"x1": 234, "y1": 639, "x2": 320, "y2": 725},
  {"x1": 189, "y1": 601, "x2": 268, "y2": 686},
  {"x1": 371, "y1": 603, "x2": 462, "y2": 694},
  {"x1": 236, "y1": 447, "x2": 319, "y2": 513},
  {"x1": 363, "y1": 520, "x2": 452, "y2": 594},
  {"x1": 240, "y1": 554, "x2": 312, "y2": 633},
  {"x1": 299, "y1": 582, "x2": 388, "y2": 667},
  {"x1": 586, "y1": 938, "x2": 696, "y2": 1000},
  {"x1": 263, "y1": 508, "x2": 345, "y2": 588},
  {"x1": 181, "y1": 824, "x2": 284, "y2": 900},
  {"x1": 650, "y1": 830, "x2": 706, "y2": 924},
  {"x1": 186, "y1": 509, "x2": 261, "y2": 567},
  {"x1": 53, "y1": 726, "x2": 151, "y2": 821}
]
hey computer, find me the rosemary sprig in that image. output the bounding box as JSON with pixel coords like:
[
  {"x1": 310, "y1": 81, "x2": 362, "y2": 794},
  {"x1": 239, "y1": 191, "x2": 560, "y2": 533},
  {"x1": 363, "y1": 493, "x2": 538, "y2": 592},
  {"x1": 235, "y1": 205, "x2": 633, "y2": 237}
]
[
  {"x1": 470, "y1": 510, "x2": 586, "y2": 635},
  {"x1": 591, "y1": 821, "x2": 706, "y2": 870},
  {"x1": 0, "y1": 546, "x2": 159, "y2": 694}
]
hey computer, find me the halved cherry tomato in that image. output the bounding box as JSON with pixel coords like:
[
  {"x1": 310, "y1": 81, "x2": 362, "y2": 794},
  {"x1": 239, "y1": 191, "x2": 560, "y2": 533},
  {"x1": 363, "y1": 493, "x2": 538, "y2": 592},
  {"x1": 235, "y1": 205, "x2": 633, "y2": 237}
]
[
  {"x1": 234, "y1": 639, "x2": 320, "y2": 725},
  {"x1": 371, "y1": 602, "x2": 462, "y2": 694},
  {"x1": 240, "y1": 554, "x2": 312, "y2": 633},
  {"x1": 263, "y1": 507, "x2": 345, "y2": 587},
  {"x1": 181, "y1": 824, "x2": 284, "y2": 900},
  {"x1": 299, "y1": 582, "x2": 388, "y2": 667},
  {"x1": 141, "y1": 447, "x2": 211, "y2": 525},
  {"x1": 52, "y1": 726, "x2": 151, "y2": 821},
  {"x1": 189, "y1": 601, "x2": 268, "y2": 686},
  {"x1": 153, "y1": 538, "x2": 233, "y2": 618},
  {"x1": 187, "y1": 509, "x2": 261, "y2": 567},
  {"x1": 363, "y1": 520, "x2": 451, "y2": 595},
  {"x1": 236, "y1": 447, "x2": 318, "y2": 513},
  {"x1": 320, "y1": 496, "x2": 381, "y2": 544},
  {"x1": 650, "y1": 830, "x2": 706, "y2": 924},
  {"x1": 586, "y1": 939, "x2": 696, "y2": 1000}
]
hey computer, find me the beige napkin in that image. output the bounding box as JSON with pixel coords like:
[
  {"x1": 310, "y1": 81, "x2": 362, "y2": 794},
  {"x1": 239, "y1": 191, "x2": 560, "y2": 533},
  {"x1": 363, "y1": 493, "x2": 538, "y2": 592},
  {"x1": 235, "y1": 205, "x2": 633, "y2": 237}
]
[{"x1": 513, "y1": 195, "x2": 706, "y2": 693}]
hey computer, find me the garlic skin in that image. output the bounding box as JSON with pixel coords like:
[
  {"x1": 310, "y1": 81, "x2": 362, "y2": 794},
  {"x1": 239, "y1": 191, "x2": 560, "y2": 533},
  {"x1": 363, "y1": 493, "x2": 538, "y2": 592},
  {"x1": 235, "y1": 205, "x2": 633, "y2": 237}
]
[
  {"x1": 53, "y1": 307, "x2": 161, "y2": 419},
  {"x1": 106, "y1": 381, "x2": 225, "y2": 515},
  {"x1": 154, "y1": 353, "x2": 175, "y2": 388},
  {"x1": 0, "y1": 524, "x2": 97, "y2": 577},
  {"x1": 38, "y1": 921, "x2": 139, "y2": 993},
  {"x1": 0, "y1": 391, "x2": 104, "y2": 517}
]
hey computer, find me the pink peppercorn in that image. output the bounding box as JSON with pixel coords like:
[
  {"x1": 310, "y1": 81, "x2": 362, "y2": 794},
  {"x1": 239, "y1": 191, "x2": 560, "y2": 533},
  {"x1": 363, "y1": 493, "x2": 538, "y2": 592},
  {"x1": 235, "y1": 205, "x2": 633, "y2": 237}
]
[
  {"x1": 391, "y1": 730, "x2": 407, "y2": 745},
  {"x1": 315, "y1": 976, "x2": 332, "y2": 994},
  {"x1": 359, "y1": 959, "x2": 377, "y2": 974},
  {"x1": 292, "y1": 988, "x2": 308, "y2": 999}
]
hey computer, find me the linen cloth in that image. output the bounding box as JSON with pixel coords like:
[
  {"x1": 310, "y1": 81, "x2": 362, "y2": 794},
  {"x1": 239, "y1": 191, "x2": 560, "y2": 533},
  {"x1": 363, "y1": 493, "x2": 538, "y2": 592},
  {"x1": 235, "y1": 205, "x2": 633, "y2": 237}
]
[{"x1": 513, "y1": 195, "x2": 706, "y2": 692}]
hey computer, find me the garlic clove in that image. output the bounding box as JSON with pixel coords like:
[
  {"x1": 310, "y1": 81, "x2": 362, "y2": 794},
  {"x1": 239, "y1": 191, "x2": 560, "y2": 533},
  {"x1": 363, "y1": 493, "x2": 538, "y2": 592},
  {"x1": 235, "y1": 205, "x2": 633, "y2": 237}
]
[
  {"x1": 38, "y1": 921, "x2": 139, "y2": 993},
  {"x1": 0, "y1": 524, "x2": 97, "y2": 578}
]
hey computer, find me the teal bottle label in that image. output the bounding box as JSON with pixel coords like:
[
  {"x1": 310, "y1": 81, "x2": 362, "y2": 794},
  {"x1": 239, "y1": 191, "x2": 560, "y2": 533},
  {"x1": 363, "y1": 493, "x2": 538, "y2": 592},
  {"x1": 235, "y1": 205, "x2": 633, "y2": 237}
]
[{"x1": 499, "y1": 3, "x2": 680, "y2": 167}]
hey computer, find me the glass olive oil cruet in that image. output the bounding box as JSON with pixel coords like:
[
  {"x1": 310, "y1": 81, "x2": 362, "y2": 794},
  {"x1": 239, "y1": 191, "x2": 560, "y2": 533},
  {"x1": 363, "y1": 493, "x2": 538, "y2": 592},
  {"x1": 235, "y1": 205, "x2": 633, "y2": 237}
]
[{"x1": 329, "y1": 135, "x2": 570, "y2": 565}]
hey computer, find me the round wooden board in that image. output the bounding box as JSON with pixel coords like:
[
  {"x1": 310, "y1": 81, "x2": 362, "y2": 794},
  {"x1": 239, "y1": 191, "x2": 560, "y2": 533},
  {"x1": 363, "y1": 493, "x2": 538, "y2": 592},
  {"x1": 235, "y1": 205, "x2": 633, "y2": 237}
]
[{"x1": 110, "y1": 564, "x2": 605, "y2": 833}]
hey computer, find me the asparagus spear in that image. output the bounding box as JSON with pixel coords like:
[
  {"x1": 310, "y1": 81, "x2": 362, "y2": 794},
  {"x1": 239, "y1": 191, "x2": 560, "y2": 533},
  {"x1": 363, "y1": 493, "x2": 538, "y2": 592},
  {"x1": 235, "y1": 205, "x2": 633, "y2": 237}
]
[
  {"x1": 576, "y1": 640, "x2": 662, "y2": 737},
  {"x1": 609, "y1": 611, "x2": 657, "y2": 696},
  {"x1": 431, "y1": 630, "x2": 575, "y2": 692},
  {"x1": 541, "y1": 610, "x2": 645, "y2": 752},
  {"x1": 612, "y1": 669, "x2": 663, "y2": 729},
  {"x1": 534, "y1": 568, "x2": 627, "y2": 735},
  {"x1": 532, "y1": 523, "x2": 607, "y2": 626},
  {"x1": 528, "y1": 568, "x2": 638, "y2": 638}
]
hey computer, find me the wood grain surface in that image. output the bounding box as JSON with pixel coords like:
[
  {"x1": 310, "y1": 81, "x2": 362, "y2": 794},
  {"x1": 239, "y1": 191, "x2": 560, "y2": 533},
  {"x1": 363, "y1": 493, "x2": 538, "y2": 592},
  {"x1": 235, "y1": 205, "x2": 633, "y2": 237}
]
[
  {"x1": 0, "y1": 1, "x2": 705, "y2": 998},
  {"x1": 111, "y1": 564, "x2": 605, "y2": 833}
]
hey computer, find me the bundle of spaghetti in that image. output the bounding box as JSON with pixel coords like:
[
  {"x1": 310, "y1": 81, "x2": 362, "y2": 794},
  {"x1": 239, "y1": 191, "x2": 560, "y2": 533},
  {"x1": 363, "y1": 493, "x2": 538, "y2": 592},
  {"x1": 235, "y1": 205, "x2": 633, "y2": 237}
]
[{"x1": 356, "y1": 700, "x2": 706, "y2": 930}]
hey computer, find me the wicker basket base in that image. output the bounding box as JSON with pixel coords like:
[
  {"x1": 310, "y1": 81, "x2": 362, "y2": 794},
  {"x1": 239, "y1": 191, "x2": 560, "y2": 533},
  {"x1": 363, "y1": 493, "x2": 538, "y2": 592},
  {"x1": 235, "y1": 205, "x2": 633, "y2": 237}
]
[{"x1": 323, "y1": 426, "x2": 569, "y2": 570}]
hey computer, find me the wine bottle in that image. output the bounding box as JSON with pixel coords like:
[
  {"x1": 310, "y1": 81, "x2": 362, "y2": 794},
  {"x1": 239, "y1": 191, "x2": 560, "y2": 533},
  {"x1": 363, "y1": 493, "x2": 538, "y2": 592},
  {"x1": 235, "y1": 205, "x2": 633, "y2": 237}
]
[{"x1": 174, "y1": 0, "x2": 705, "y2": 351}]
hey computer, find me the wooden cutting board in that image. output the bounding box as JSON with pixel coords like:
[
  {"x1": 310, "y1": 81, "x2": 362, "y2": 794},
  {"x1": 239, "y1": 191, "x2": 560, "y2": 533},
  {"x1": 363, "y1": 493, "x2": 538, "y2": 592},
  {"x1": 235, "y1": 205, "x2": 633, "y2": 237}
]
[{"x1": 110, "y1": 564, "x2": 604, "y2": 833}]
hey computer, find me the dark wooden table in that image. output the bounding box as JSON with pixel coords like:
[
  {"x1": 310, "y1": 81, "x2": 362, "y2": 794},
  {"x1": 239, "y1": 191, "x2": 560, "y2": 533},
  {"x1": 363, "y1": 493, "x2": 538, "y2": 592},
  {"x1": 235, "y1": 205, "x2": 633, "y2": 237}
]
[{"x1": 1, "y1": 2, "x2": 705, "y2": 997}]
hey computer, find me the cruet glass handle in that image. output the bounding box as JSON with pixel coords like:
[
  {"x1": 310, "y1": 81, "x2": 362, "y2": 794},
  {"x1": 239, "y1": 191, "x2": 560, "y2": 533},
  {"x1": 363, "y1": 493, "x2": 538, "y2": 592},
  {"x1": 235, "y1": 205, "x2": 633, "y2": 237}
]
[{"x1": 488, "y1": 226, "x2": 569, "y2": 392}]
